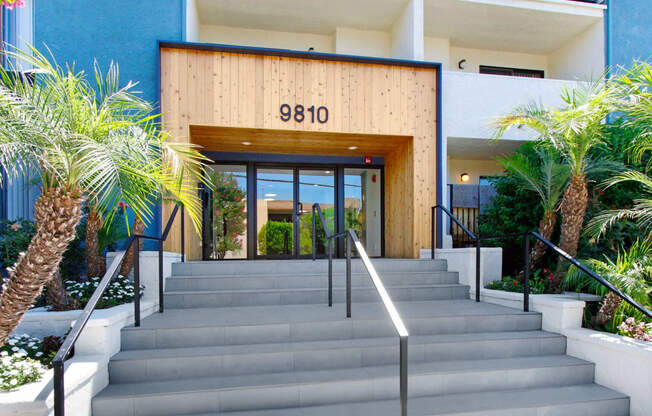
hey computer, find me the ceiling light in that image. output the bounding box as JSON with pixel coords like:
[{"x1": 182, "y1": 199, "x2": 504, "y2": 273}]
[
  {"x1": 460, "y1": 173, "x2": 470, "y2": 183},
  {"x1": 348, "y1": 146, "x2": 358, "y2": 150},
  {"x1": 324, "y1": 171, "x2": 332, "y2": 174},
  {"x1": 264, "y1": 193, "x2": 277, "y2": 197},
  {"x1": 241, "y1": 141, "x2": 252, "y2": 146}
]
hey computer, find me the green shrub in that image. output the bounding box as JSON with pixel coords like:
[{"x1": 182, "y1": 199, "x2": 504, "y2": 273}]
[
  {"x1": 258, "y1": 221, "x2": 293, "y2": 255},
  {"x1": 0, "y1": 219, "x2": 36, "y2": 271}
]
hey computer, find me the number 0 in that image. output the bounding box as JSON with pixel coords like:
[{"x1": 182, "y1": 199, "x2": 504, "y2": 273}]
[{"x1": 317, "y1": 106, "x2": 328, "y2": 123}]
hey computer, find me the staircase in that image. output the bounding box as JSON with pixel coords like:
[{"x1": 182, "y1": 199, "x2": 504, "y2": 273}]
[{"x1": 92, "y1": 259, "x2": 629, "y2": 416}]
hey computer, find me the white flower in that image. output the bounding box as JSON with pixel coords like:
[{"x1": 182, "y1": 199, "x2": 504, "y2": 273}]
[
  {"x1": 35, "y1": 352, "x2": 43, "y2": 357},
  {"x1": 11, "y1": 347, "x2": 18, "y2": 352},
  {"x1": 1, "y1": 351, "x2": 8, "y2": 357},
  {"x1": 9, "y1": 379, "x2": 18, "y2": 385}
]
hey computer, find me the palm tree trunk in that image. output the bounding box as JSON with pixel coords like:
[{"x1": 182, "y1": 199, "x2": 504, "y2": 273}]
[
  {"x1": 85, "y1": 207, "x2": 105, "y2": 277},
  {"x1": 45, "y1": 269, "x2": 70, "y2": 311},
  {"x1": 594, "y1": 291, "x2": 621, "y2": 327},
  {"x1": 0, "y1": 186, "x2": 84, "y2": 345},
  {"x1": 528, "y1": 211, "x2": 556, "y2": 271},
  {"x1": 119, "y1": 216, "x2": 144, "y2": 277},
  {"x1": 551, "y1": 174, "x2": 589, "y2": 292}
]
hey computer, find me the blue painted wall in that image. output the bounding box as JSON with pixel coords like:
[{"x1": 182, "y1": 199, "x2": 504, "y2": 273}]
[
  {"x1": 34, "y1": 0, "x2": 187, "y2": 243},
  {"x1": 606, "y1": 0, "x2": 652, "y2": 68}
]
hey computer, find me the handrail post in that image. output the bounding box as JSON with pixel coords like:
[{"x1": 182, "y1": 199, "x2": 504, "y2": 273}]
[
  {"x1": 400, "y1": 335, "x2": 408, "y2": 416},
  {"x1": 134, "y1": 237, "x2": 141, "y2": 327},
  {"x1": 53, "y1": 360, "x2": 64, "y2": 416},
  {"x1": 523, "y1": 233, "x2": 530, "y2": 312},
  {"x1": 312, "y1": 205, "x2": 317, "y2": 261},
  {"x1": 328, "y1": 238, "x2": 333, "y2": 307},
  {"x1": 431, "y1": 206, "x2": 435, "y2": 260},
  {"x1": 346, "y1": 232, "x2": 352, "y2": 318},
  {"x1": 180, "y1": 205, "x2": 185, "y2": 262},
  {"x1": 158, "y1": 239, "x2": 164, "y2": 313},
  {"x1": 475, "y1": 237, "x2": 481, "y2": 302}
]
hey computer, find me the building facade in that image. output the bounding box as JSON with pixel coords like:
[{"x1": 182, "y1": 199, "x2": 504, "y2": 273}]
[{"x1": 2, "y1": 0, "x2": 651, "y2": 258}]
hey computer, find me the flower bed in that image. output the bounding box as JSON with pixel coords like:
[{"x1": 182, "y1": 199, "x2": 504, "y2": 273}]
[
  {"x1": 0, "y1": 334, "x2": 62, "y2": 392},
  {"x1": 486, "y1": 268, "x2": 553, "y2": 294},
  {"x1": 65, "y1": 275, "x2": 144, "y2": 310}
]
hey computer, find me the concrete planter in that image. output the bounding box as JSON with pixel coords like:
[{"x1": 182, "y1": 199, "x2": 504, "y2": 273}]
[
  {"x1": 478, "y1": 287, "x2": 652, "y2": 416},
  {"x1": 421, "y1": 247, "x2": 503, "y2": 289},
  {"x1": 0, "y1": 300, "x2": 156, "y2": 416}
]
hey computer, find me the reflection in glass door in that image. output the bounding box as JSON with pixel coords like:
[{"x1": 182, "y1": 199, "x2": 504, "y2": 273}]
[
  {"x1": 344, "y1": 168, "x2": 382, "y2": 257},
  {"x1": 202, "y1": 165, "x2": 248, "y2": 260},
  {"x1": 256, "y1": 168, "x2": 295, "y2": 257},
  {"x1": 298, "y1": 169, "x2": 335, "y2": 258}
]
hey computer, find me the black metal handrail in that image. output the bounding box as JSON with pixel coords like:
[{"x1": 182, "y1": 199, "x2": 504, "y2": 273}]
[
  {"x1": 431, "y1": 205, "x2": 481, "y2": 302},
  {"x1": 457, "y1": 223, "x2": 652, "y2": 318},
  {"x1": 312, "y1": 203, "x2": 408, "y2": 416},
  {"x1": 52, "y1": 204, "x2": 183, "y2": 416}
]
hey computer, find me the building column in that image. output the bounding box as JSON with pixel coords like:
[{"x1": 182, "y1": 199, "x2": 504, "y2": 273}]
[{"x1": 391, "y1": 0, "x2": 424, "y2": 60}]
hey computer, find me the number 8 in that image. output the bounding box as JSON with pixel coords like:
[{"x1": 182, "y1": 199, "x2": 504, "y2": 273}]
[{"x1": 294, "y1": 105, "x2": 304, "y2": 122}]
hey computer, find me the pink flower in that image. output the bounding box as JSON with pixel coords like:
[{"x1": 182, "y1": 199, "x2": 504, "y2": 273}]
[
  {"x1": 626, "y1": 317, "x2": 635, "y2": 325},
  {"x1": 9, "y1": 223, "x2": 21, "y2": 231}
]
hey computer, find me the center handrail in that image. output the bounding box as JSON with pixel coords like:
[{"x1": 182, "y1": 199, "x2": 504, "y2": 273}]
[
  {"x1": 311, "y1": 203, "x2": 409, "y2": 416},
  {"x1": 52, "y1": 204, "x2": 183, "y2": 416}
]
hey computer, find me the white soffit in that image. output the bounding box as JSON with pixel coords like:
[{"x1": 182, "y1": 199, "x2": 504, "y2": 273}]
[
  {"x1": 424, "y1": 0, "x2": 604, "y2": 54},
  {"x1": 447, "y1": 137, "x2": 528, "y2": 159},
  {"x1": 196, "y1": 0, "x2": 407, "y2": 34}
]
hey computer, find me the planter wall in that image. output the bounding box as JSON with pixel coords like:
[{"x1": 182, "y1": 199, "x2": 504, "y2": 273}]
[
  {"x1": 421, "y1": 247, "x2": 503, "y2": 289},
  {"x1": 479, "y1": 288, "x2": 651, "y2": 416},
  {"x1": 1, "y1": 300, "x2": 156, "y2": 416}
]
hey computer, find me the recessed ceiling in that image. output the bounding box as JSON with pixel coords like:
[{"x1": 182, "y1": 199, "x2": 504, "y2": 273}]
[
  {"x1": 447, "y1": 137, "x2": 527, "y2": 159},
  {"x1": 196, "y1": 0, "x2": 408, "y2": 34},
  {"x1": 424, "y1": 0, "x2": 604, "y2": 54}
]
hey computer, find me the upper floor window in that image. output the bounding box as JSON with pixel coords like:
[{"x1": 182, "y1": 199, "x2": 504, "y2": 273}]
[{"x1": 479, "y1": 65, "x2": 544, "y2": 79}]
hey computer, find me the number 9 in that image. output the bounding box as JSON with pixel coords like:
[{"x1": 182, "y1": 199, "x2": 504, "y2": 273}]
[{"x1": 280, "y1": 104, "x2": 291, "y2": 121}]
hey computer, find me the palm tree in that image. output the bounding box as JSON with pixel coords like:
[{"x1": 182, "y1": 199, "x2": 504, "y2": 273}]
[
  {"x1": 496, "y1": 147, "x2": 569, "y2": 272},
  {"x1": 585, "y1": 62, "x2": 652, "y2": 240},
  {"x1": 586, "y1": 171, "x2": 652, "y2": 238},
  {"x1": 0, "y1": 46, "x2": 207, "y2": 344},
  {"x1": 494, "y1": 82, "x2": 616, "y2": 291},
  {"x1": 566, "y1": 238, "x2": 652, "y2": 327}
]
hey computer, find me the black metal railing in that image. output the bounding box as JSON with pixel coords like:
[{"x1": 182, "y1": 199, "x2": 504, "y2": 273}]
[
  {"x1": 431, "y1": 205, "x2": 481, "y2": 302},
  {"x1": 52, "y1": 204, "x2": 184, "y2": 416},
  {"x1": 432, "y1": 204, "x2": 652, "y2": 318},
  {"x1": 312, "y1": 203, "x2": 408, "y2": 416}
]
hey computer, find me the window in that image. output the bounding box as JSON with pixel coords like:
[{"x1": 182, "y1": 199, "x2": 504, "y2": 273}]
[{"x1": 479, "y1": 65, "x2": 544, "y2": 79}]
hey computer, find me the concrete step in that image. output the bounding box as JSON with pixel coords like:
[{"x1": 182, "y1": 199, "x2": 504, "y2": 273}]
[
  {"x1": 171, "y1": 259, "x2": 448, "y2": 277},
  {"x1": 121, "y1": 300, "x2": 542, "y2": 350},
  {"x1": 184, "y1": 384, "x2": 628, "y2": 416},
  {"x1": 165, "y1": 271, "x2": 460, "y2": 291},
  {"x1": 109, "y1": 331, "x2": 566, "y2": 383},
  {"x1": 92, "y1": 355, "x2": 596, "y2": 416},
  {"x1": 164, "y1": 284, "x2": 470, "y2": 309}
]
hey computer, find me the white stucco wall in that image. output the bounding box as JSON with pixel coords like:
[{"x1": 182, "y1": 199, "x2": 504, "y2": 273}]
[
  {"x1": 391, "y1": 0, "x2": 424, "y2": 60},
  {"x1": 443, "y1": 70, "x2": 579, "y2": 140},
  {"x1": 199, "y1": 25, "x2": 335, "y2": 53},
  {"x1": 334, "y1": 27, "x2": 391, "y2": 58},
  {"x1": 450, "y1": 46, "x2": 548, "y2": 75},
  {"x1": 448, "y1": 159, "x2": 504, "y2": 184},
  {"x1": 548, "y1": 20, "x2": 605, "y2": 81},
  {"x1": 424, "y1": 36, "x2": 450, "y2": 68},
  {"x1": 185, "y1": 0, "x2": 199, "y2": 42}
]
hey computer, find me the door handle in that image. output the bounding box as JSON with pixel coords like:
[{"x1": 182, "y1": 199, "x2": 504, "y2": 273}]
[{"x1": 296, "y1": 202, "x2": 304, "y2": 217}]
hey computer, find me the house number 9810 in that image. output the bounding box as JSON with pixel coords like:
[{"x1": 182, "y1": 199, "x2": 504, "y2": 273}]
[{"x1": 280, "y1": 104, "x2": 328, "y2": 123}]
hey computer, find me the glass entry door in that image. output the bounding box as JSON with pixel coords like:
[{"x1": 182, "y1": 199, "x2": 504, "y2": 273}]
[
  {"x1": 255, "y1": 167, "x2": 335, "y2": 258},
  {"x1": 298, "y1": 169, "x2": 335, "y2": 258}
]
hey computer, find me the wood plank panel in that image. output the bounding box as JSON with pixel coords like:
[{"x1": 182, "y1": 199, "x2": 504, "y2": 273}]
[{"x1": 160, "y1": 47, "x2": 438, "y2": 259}]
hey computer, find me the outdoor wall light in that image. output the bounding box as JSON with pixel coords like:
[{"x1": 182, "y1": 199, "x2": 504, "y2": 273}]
[
  {"x1": 460, "y1": 173, "x2": 470, "y2": 183},
  {"x1": 458, "y1": 59, "x2": 467, "y2": 70}
]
